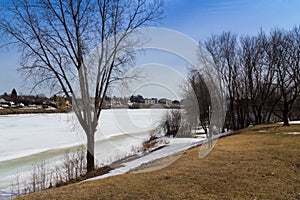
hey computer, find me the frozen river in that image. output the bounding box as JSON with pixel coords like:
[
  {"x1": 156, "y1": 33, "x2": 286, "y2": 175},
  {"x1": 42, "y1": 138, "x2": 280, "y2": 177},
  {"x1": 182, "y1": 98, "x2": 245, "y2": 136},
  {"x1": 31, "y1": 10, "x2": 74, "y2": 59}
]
[{"x1": 0, "y1": 109, "x2": 166, "y2": 198}]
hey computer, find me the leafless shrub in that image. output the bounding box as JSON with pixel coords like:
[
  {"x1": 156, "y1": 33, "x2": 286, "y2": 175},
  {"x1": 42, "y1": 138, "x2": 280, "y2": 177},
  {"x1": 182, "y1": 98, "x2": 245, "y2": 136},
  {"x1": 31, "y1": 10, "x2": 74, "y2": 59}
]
[
  {"x1": 10, "y1": 146, "x2": 88, "y2": 197},
  {"x1": 158, "y1": 109, "x2": 183, "y2": 137},
  {"x1": 142, "y1": 133, "x2": 159, "y2": 153},
  {"x1": 55, "y1": 147, "x2": 87, "y2": 187},
  {"x1": 141, "y1": 130, "x2": 170, "y2": 153}
]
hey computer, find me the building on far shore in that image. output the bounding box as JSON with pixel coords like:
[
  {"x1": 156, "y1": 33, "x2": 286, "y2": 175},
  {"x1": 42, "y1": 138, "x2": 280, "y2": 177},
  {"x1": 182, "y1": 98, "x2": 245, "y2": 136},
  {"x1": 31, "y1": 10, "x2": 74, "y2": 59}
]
[
  {"x1": 144, "y1": 98, "x2": 158, "y2": 105},
  {"x1": 0, "y1": 98, "x2": 10, "y2": 108},
  {"x1": 158, "y1": 98, "x2": 172, "y2": 105}
]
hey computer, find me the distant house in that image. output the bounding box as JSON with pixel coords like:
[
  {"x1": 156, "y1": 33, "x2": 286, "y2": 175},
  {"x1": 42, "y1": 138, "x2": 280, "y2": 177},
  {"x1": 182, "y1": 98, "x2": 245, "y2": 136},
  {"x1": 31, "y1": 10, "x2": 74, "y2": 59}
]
[
  {"x1": 145, "y1": 98, "x2": 158, "y2": 104},
  {"x1": 0, "y1": 98, "x2": 7, "y2": 103},
  {"x1": 158, "y1": 98, "x2": 172, "y2": 105},
  {"x1": 0, "y1": 98, "x2": 10, "y2": 107}
]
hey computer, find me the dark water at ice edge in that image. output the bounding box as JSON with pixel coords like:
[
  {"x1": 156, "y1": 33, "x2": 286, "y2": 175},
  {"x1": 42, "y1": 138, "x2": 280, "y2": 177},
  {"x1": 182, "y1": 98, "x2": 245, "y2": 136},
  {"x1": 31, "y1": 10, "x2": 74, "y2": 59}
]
[{"x1": 0, "y1": 191, "x2": 13, "y2": 200}]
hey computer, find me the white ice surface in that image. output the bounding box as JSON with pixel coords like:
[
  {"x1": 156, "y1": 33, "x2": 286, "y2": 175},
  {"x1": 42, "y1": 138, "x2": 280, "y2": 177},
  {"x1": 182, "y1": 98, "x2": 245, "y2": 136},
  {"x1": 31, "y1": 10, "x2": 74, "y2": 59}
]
[
  {"x1": 0, "y1": 109, "x2": 166, "y2": 197},
  {"x1": 0, "y1": 109, "x2": 166, "y2": 162}
]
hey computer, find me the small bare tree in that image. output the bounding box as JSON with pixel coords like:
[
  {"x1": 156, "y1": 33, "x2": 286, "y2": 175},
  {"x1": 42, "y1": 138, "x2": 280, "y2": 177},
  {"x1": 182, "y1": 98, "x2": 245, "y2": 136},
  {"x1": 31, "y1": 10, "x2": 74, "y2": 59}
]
[
  {"x1": 182, "y1": 68, "x2": 211, "y2": 136},
  {"x1": 0, "y1": 0, "x2": 163, "y2": 172},
  {"x1": 160, "y1": 109, "x2": 182, "y2": 137}
]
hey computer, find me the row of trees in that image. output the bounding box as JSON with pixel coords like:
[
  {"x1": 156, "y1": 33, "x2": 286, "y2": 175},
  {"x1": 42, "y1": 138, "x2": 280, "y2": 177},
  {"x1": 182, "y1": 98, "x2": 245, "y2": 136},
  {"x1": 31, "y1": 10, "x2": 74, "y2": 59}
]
[{"x1": 185, "y1": 27, "x2": 300, "y2": 131}]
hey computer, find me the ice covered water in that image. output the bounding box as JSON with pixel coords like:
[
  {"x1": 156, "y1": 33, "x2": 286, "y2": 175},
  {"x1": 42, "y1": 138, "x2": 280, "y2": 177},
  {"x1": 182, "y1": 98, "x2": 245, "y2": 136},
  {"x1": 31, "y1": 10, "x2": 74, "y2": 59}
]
[{"x1": 0, "y1": 109, "x2": 165, "y2": 198}]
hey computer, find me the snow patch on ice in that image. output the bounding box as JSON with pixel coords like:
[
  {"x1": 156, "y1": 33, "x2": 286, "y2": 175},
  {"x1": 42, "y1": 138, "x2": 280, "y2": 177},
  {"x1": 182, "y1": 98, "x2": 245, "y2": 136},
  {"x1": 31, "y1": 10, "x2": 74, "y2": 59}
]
[
  {"x1": 289, "y1": 121, "x2": 300, "y2": 124},
  {"x1": 284, "y1": 132, "x2": 300, "y2": 135},
  {"x1": 86, "y1": 137, "x2": 207, "y2": 182}
]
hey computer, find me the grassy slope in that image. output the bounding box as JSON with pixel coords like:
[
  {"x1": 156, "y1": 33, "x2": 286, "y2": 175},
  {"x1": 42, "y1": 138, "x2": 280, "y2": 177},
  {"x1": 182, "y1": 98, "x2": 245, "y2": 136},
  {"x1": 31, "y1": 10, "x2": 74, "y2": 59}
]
[{"x1": 16, "y1": 124, "x2": 300, "y2": 200}]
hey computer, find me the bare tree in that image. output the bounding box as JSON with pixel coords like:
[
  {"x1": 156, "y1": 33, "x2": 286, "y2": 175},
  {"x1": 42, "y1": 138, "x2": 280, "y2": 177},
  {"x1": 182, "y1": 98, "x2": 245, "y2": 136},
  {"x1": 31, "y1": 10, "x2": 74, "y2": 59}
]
[
  {"x1": 182, "y1": 68, "x2": 211, "y2": 136},
  {"x1": 0, "y1": 0, "x2": 163, "y2": 172},
  {"x1": 159, "y1": 109, "x2": 182, "y2": 137},
  {"x1": 269, "y1": 28, "x2": 300, "y2": 126},
  {"x1": 205, "y1": 32, "x2": 240, "y2": 130},
  {"x1": 239, "y1": 33, "x2": 279, "y2": 125}
]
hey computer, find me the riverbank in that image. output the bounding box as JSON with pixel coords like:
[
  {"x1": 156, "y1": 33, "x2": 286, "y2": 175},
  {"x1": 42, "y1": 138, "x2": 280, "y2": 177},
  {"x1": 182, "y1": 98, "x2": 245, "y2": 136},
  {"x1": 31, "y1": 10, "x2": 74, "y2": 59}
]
[
  {"x1": 0, "y1": 105, "x2": 181, "y2": 115},
  {"x1": 15, "y1": 123, "x2": 300, "y2": 199},
  {"x1": 0, "y1": 108, "x2": 68, "y2": 115}
]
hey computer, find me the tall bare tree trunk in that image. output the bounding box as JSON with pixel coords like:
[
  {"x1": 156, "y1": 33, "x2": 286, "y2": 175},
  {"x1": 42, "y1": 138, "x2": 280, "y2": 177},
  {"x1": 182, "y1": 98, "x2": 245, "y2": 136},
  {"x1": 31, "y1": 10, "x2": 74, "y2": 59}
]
[
  {"x1": 283, "y1": 102, "x2": 289, "y2": 126},
  {"x1": 87, "y1": 132, "x2": 95, "y2": 172}
]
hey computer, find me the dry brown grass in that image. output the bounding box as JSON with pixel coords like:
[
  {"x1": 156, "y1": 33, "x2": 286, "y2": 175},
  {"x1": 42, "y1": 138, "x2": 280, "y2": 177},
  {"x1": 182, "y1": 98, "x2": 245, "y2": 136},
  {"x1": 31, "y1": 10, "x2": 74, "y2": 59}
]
[{"x1": 16, "y1": 124, "x2": 300, "y2": 200}]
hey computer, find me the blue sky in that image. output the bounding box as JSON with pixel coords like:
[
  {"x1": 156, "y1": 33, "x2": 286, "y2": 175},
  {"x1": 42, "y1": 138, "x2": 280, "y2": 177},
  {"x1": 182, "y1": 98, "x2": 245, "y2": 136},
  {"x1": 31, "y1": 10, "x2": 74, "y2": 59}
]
[
  {"x1": 163, "y1": 0, "x2": 300, "y2": 40},
  {"x1": 0, "y1": 0, "x2": 300, "y2": 97}
]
